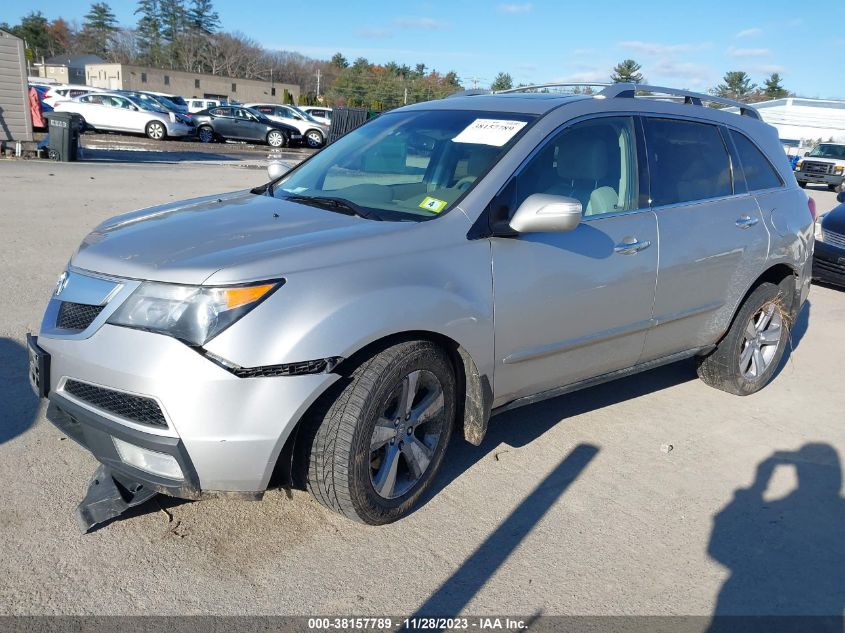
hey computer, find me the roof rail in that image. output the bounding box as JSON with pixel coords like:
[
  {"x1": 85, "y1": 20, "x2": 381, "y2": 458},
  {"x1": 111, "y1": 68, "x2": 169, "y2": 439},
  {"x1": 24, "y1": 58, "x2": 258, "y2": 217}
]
[
  {"x1": 599, "y1": 83, "x2": 761, "y2": 119},
  {"x1": 496, "y1": 82, "x2": 610, "y2": 94},
  {"x1": 446, "y1": 89, "x2": 491, "y2": 98}
]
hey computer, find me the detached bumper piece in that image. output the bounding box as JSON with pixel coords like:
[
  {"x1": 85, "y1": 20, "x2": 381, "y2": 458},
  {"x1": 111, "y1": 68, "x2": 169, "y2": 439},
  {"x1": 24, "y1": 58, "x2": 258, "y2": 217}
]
[
  {"x1": 47, "y1": 399, "x2": 202, "y2": 532},
  {"x1": 76, "y1": 464, "x2": 157, "y2": 532}
]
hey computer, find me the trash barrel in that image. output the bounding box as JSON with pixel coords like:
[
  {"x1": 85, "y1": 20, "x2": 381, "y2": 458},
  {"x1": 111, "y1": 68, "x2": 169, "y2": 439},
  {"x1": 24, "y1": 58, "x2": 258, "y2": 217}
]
[{"x1": 44, "y1": 112, "x2": 84, "y2": 162}]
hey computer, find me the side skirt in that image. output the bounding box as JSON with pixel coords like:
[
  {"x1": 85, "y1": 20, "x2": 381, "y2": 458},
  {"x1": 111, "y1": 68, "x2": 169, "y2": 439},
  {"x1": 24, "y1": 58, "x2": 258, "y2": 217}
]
[{"x1": 491, "y1": 347, "x2": 710, "y2": 417}]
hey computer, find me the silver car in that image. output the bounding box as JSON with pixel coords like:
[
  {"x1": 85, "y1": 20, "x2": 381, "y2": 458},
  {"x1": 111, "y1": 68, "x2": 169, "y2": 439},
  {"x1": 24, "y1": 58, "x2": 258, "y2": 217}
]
[{"x1": 29, "y1": 84, "x2": 814, "y2": 530}]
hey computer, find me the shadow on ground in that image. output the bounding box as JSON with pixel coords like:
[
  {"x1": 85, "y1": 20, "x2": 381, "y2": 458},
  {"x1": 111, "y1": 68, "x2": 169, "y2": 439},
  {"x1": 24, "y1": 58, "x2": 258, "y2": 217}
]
[
  {"x1": 707, "y1": 443, "x2": 845, "y2": 632},
  {"x1": 0, "y1": 337, "x2": 40, "y2": 445},
  {"x1": 80, "y1": 148, "x2": 236, "y2": 163}
]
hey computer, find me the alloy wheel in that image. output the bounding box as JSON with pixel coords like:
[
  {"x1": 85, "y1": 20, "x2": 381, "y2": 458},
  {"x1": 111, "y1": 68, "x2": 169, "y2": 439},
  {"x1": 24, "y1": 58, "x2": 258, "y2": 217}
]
[
  {"x1": 739, "y1": 302, "x2": 783, "y2": 379},
  {"x1": 198, "y1": 127, "x2": 214, "y2": 143},
  {"x1": 306, "y1": 131, "x2": 323, "y2": 148},
  {"x1": 147, "y1": 122, "x2": 165, "y2": 140},
  {"x1": 369, "y1": 369, "x2": 446, "y2": 499},
  {"x1": 267, "y1": 131, "x2": 285, "y2": 147}
]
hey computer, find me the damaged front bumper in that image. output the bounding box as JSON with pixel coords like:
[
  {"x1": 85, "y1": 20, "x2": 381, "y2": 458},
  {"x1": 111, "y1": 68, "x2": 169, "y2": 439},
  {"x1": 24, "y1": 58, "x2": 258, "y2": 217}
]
[{"x1": 48, "y1": 397, "x2": 202, "y2": 531}]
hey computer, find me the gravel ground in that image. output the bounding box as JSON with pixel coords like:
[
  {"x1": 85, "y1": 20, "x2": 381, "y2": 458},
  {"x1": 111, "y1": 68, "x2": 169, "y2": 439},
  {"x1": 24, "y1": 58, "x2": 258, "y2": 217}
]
[{"x1": 0, "y1": 159, "x2": 843, "y2": 619}]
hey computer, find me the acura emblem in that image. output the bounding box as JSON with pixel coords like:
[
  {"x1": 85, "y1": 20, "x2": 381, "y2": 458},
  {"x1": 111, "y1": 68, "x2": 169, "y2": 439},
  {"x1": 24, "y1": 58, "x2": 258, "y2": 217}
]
[{"x1": 55, "y1": 271, "x2": 69, "y2": 296}]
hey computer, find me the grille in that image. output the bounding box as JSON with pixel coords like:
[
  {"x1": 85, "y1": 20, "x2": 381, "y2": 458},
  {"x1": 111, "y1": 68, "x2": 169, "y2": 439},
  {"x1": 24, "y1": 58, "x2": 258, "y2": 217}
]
[
  {"x1": 57, "y1": 302, "x2": 105, "y2": 330},
  {"x1": 815, "y1": 258, "x2": 845, "y2": 276},
  {"x1": 823, "y1": 229, "x2": 845, "y2": 249},
  {"x1": 803, "y1": 161, "x2": 831, "y2": 175},
  {"x1": 63, "y1": 379, "x2": 167, "y2": 428}
]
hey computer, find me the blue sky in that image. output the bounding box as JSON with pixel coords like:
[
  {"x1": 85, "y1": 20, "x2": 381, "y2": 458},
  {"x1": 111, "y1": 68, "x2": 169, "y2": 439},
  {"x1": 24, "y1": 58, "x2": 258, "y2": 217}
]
[{"x1": 6, "y1": 0, "x2": 844, "y2": 98}]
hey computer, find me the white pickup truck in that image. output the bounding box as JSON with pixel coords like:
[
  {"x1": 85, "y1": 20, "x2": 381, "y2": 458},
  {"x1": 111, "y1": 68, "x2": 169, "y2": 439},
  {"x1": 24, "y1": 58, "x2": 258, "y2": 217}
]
[{"x1": 795, "y1": 143, "x2": 845, "y2": 191}]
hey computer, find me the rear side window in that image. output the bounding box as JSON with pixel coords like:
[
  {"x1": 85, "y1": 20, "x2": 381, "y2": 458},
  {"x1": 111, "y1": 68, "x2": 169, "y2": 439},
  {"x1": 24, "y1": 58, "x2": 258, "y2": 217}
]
[
  {"x1": 730, "y1": 130, "x2": 783, "y2": 191},
  {"x1": 644, "y1": 118, "x2": 732, "y2": 206}
]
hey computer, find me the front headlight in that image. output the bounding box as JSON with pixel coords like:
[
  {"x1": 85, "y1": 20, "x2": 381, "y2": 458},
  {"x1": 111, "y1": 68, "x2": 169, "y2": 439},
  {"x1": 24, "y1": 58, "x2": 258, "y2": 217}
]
[
  {"x1": 834, "y1": 166, "x2": 844, "y2": 175},
  {"x1": 107, "y1": 280, "x2": 282, "y2": 345},
  {"x1": 815, "y1": 214, "x2": 828, "y2": 242},
  {"x1": 795, "y1": 161, "x2": 803, "y2": 170}
]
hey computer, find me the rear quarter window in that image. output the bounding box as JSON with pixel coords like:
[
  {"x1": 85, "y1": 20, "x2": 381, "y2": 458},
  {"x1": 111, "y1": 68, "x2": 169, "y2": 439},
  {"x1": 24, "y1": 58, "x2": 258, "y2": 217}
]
[
  {"x1": 644, "y1": 118, "x2": 732, "y2": 206},
  {"x1": 730, "y1": 130, "x2": 783, "y2": 191}
]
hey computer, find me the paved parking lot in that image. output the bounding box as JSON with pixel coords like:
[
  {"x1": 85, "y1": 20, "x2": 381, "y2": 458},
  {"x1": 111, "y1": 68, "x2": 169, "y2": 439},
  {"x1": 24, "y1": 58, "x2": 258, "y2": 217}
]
[{"x1": 0, "y1": 159, "x2": 843, "y2": 618}]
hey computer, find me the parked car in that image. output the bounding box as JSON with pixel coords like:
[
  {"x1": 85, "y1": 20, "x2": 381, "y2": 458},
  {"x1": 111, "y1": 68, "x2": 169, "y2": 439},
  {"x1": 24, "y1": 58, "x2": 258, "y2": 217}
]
[
  {"x1": 192, "y1": 105, "x2": 300, "y2": 147},
  {"x1": 813, "y1": 191, "x2": 845, "y2": 286},
  {"x1": 119, "y1": 91, "x2": 190, "y2": 118},
  {"x1": 141, "y1": 91, "x2": 189, "y2": 113},
  {"x1": 54, "y1": 92, "x2": 195, "y2": 140},
  {"x1": 300, "y1": 106, "x2": 332, "y2": 125},
  {"x1": 187, "y1": 98, "x2": 224, "y2": 113},
  {"x1": 794, "y1": 143, "x2": 845, "y2": 192},
  {"x1": 29, "y1": 83, "x2": 813, "y2": 530},
  {"x1": 43, "y1": 84, "x2": 107, "y2": 108},
  {"x1": 244, "y1": 103, "x2": 329, "y2": 147}
]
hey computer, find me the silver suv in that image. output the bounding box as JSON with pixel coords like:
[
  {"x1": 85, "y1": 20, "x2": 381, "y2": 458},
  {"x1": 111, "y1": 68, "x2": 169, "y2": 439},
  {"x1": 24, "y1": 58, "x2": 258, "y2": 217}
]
[{"x1": 28, "y1": 84, "x2": 814, "y2": 530}]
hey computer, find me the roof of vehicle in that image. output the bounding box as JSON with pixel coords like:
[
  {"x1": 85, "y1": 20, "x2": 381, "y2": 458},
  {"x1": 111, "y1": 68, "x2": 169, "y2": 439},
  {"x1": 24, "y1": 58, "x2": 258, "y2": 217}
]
[{"x1": 400, "y1": 84, "x2": 764, "y2": 124}]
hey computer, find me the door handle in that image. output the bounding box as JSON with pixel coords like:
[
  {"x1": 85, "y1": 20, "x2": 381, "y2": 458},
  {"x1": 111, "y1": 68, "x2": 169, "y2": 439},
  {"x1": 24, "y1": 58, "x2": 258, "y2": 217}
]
[
  {"x1": 614, "y1": 238, "x2": 652, "y2": 255},
  {"x1": 735, "y1": 215, "x2": 759, "y2": 229}
]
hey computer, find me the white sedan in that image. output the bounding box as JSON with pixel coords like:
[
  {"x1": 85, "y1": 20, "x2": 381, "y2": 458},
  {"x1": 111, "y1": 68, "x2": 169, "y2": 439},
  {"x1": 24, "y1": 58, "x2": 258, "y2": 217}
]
[{"x1": 54, "y1": 93, "x2": 195, "y2": 140}]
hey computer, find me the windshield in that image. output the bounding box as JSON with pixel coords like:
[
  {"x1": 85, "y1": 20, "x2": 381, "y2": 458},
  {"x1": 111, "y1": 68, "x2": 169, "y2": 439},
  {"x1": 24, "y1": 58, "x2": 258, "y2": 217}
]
[
  {"x1": 808, "y1": 144, "x2": 845, "y2": 159},
  {"x1": 272, "y1": 109, "x2": 534, "y2": 220},
  {"x1": 292, "y1": 105, "x2": 319, "y2": 123}
]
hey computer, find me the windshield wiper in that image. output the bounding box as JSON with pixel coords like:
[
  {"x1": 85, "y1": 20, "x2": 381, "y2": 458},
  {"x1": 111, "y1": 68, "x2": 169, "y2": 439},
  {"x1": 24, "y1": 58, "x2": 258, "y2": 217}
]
[{"x1": 284, "y1": 195, "x2": 381, "y2": 220}]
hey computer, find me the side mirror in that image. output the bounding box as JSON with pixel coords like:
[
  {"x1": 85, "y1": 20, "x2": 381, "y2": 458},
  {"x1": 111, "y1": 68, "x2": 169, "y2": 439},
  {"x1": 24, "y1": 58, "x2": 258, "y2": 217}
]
[
  {"x1": 267, "y1": 161, "x2": 287, "y2": 180},
  {"x1": 838, "y1": 191, "x2": 845, "y2": 204},
  {"x1": 804, "y1": 152, "x2": 810, "y2": 157},
  {"x1": 509, "y1": 194, "x2": 582, "y2": 233}
]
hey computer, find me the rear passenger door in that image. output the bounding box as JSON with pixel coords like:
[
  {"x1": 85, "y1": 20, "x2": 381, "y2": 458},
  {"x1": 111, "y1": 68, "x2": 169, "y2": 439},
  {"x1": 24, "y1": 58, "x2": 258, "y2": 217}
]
[
  {"x1": 491, "y1": 116, "x2": 658, "y2": 406},
  {"x1": 638, "y1": 117, "x2": 769, "y2": 363}
]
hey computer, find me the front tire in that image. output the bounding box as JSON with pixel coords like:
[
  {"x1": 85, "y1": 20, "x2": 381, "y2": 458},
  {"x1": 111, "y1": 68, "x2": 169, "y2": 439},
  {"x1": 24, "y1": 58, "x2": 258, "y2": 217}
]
[
  {"x1": 697, "y1": 282, "x2": 789, "y2": 396},
  {"x1": 798, "y1": 181, "x2": 807, "y2": 188},
  {"x1": 302, "y1": 340, "x2": 455, "y2": 524},
  {"x1": 266, "y1": 129, "x2": 287, "y2": 148},
  {"x1": 198, "y1": 126, "x2": 215, "y2": 143},
  {"x1": 145, "y1": 121, "x2": 167, "y2": 141},
  {"x1": 305, "y1": 129, "x2": 324, "y2": 148}
]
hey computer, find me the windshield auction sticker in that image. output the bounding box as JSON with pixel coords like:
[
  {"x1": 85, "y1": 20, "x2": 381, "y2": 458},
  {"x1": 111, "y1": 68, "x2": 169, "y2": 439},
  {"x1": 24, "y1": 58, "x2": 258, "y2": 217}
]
[
  {"x1": 453, "y1": 119, "x2": 528, "y2": 146},
  {"x1": 419, "y1": 197, "x2": 448, "y2": 213}
]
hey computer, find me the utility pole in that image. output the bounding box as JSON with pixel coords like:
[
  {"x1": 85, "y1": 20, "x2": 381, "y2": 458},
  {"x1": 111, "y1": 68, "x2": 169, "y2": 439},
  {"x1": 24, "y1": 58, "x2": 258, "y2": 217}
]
[
  {"x1": 404, "y1": 86, "x2": 408, "y2": 105},
  {"x1": 315, "y1": 68, "x2": 321, "y2": 98}
]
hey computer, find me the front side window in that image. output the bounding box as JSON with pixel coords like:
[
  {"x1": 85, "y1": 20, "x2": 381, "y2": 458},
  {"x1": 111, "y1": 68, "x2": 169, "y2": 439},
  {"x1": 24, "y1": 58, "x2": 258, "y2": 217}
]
[
  {"x1": 272, "y1": 109, "x2": 535, "y2": 220},
  {"x1": 730, "y1": 130, "x2": 782, "y2": 191},
  {"x1": 644, "y1": 118, "x2": 732, "y2": 206},
  {"x1": 510, "y1": 116, "x2": 639, "y2": 218}
]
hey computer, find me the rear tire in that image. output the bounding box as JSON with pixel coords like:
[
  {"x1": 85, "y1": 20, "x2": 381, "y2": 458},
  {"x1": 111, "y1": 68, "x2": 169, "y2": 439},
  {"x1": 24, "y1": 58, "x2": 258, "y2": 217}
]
[
  {"x1": 696, "y1": 282, "x2": 789, "y2": 396},
  {"x1": 145, "y1": 121, "x2": 167, "y2": 141},
  {"x1": 798, "y1": 181, "x2": 807, "y2": 188},
  {"x1": 302, "y1": 340, "x2": 455, "y2": 524},
  {"x1": 828, "y1": 184, "x2": 838, "y2": 192}
]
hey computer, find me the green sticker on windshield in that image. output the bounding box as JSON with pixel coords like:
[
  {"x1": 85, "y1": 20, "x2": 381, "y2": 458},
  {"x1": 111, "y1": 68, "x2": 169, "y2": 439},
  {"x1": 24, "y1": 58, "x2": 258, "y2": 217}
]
[{"x1": 419, "y1": 197, "x2": 448, "y2": 213}]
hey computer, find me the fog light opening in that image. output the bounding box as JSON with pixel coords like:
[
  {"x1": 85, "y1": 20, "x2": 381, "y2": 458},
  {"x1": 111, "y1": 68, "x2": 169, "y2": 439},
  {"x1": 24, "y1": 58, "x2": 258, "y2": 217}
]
[{"x1": 113, "y1": 437, "x2": 184, "y2": 480}]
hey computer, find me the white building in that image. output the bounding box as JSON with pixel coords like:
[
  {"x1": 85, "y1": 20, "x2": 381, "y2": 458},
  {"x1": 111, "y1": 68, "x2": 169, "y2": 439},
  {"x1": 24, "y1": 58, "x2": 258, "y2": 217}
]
[{"x1": 737, "y1": 98, "x2": 845, "y2": 146}]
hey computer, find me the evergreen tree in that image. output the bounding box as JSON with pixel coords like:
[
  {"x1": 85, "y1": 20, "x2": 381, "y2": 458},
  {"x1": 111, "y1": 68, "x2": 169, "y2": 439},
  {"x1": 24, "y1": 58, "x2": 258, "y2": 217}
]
[
  {"x1": 135, "y1": 0, "x2": 163, "y2": 64},
  {"x1": 490, "y1": 72, "x2": 513, "y2": 91},
  {"x1": 10, "y1": 12, "x2": 51, "y2": 59},
  {"x1": 330, "y1": 52, "x2": 348, "y2": 68},
  {"x1": 763, "y1": 72, "x2": 788, "y2": 99},
  {"x1": 713, "y1": 71, "x2": 757, "y2": 102},
  {"x1": 611, "y1": 59, "x2": 644, "y2": 84},
  {"x1": 187, "y1": 0, "x2": 219, "y2": 33},
  {"x1": 80, "y1": 3, "x2": 117, "y2": 56},
  {"x1": 159, "y1": 0, "x2": 187, "y2": 41}
]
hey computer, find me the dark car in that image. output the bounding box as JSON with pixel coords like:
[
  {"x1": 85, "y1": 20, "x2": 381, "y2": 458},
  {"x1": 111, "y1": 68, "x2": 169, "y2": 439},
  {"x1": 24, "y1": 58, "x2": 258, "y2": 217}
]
[
  {"x1": 813, "y1": 191, "x2": 845, "y2": 287},
  {"x1": 192, "y1": 106, "x2": 301, "y2": 147}
]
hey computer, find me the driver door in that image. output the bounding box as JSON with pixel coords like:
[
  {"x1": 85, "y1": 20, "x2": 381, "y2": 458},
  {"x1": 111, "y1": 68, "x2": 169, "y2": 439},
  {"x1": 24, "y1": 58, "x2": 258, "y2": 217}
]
[{"x1": 491, "y1": 115, "x2": 658, "y2": 406}]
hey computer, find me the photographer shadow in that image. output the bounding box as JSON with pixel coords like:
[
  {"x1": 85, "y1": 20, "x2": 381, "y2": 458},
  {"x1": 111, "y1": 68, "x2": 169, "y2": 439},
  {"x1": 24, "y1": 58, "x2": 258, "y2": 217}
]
[{"x1": 708, "y1": 443, "x2": 845, "y2": 631}]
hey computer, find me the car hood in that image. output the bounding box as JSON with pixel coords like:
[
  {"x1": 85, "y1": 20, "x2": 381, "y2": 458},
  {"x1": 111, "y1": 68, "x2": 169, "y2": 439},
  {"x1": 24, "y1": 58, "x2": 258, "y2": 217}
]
[{"x1": 71, "y1": 190, "x2": 416, "y2": 285}]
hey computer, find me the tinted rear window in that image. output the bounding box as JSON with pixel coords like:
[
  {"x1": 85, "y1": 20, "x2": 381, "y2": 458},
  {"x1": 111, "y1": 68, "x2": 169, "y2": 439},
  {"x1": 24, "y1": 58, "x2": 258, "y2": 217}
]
[
  {"x1": 644, "y1": 118, "x2": 732, "y2": 206},
  {"x1": 730, "y1": 130, "x2": 782, "y2": 191}
]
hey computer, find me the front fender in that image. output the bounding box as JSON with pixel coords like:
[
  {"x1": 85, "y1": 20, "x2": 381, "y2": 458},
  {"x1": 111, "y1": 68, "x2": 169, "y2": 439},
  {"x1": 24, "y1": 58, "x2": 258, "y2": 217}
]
[{"x1": 203, "y1": 239, "x2": 495, "y2": 383}]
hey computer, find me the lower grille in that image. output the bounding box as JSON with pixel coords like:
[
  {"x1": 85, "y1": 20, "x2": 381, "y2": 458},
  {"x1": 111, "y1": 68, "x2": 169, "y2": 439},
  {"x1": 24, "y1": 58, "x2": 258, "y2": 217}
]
[
  {"x1": 63, "y1": 379, "x2": 167, "y2": 428},
  {"x1": 822, "y1": 229, "x2": 845, "y2": 249},
  {"x1": 815, "y1": 257, "x2": 845, "y2": 276},
  {"x1": 57, "y1": 302, "x2": 105, "y2": 330}
]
